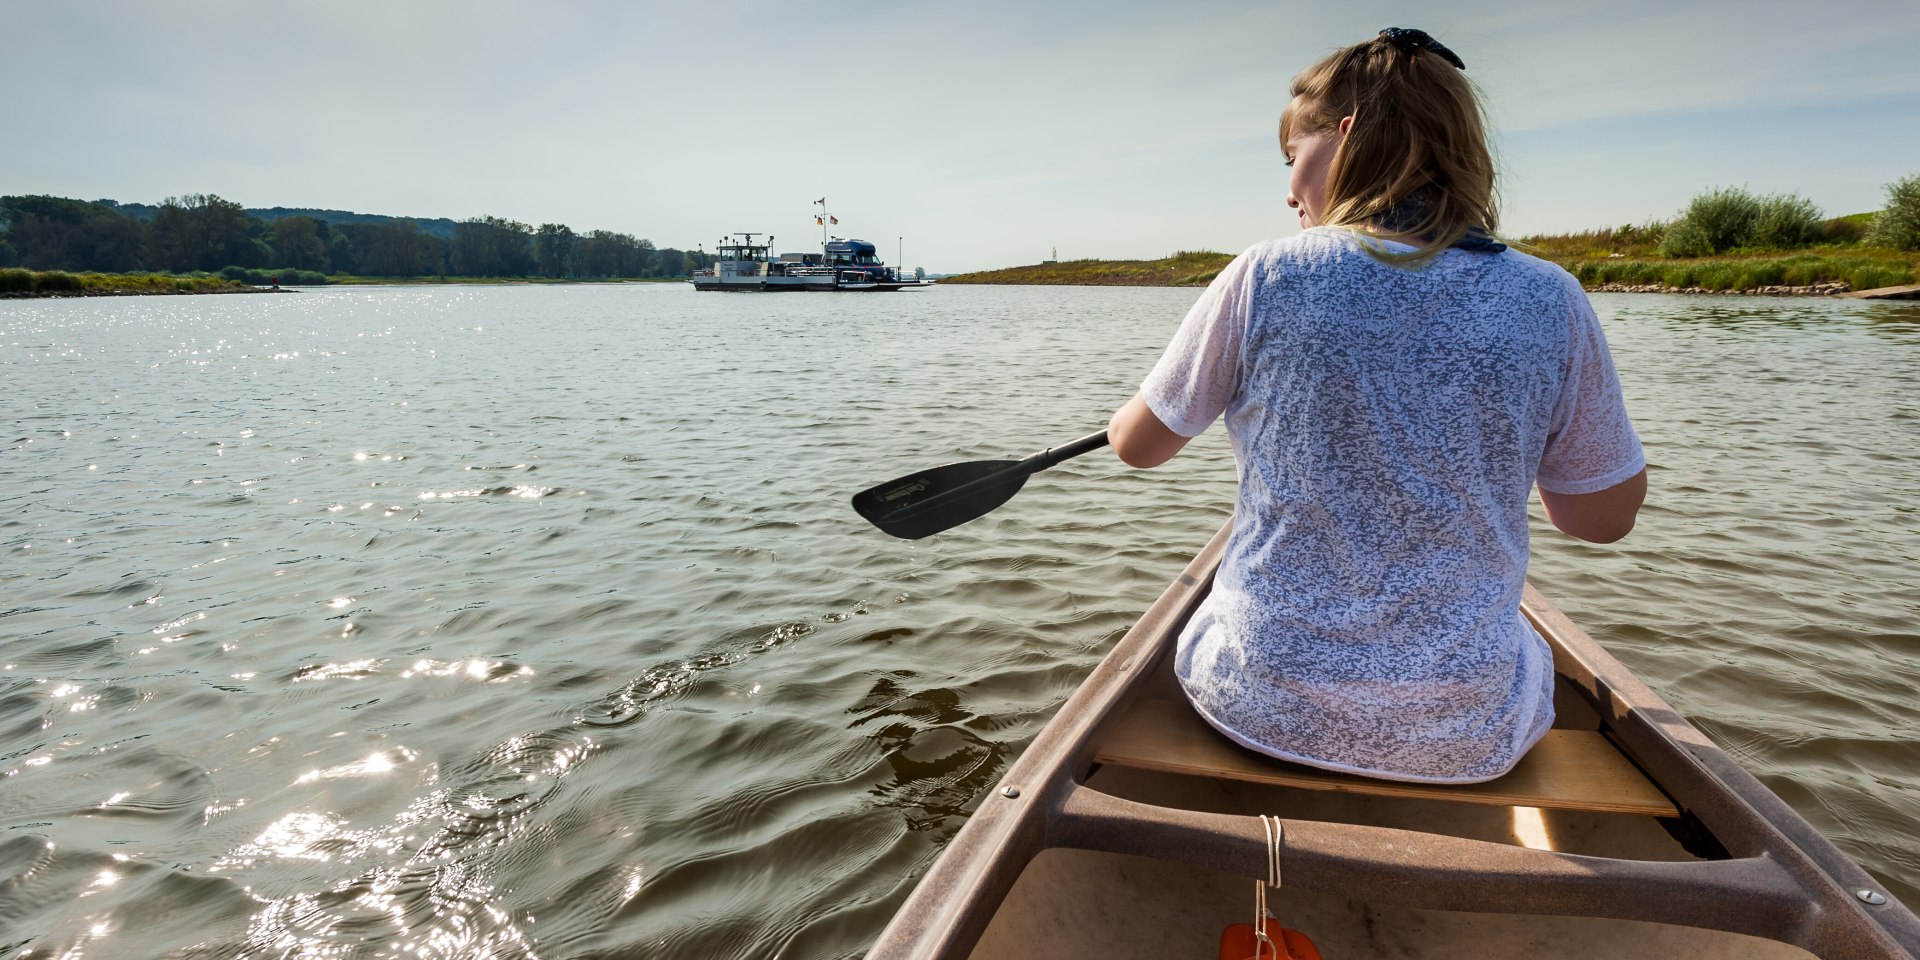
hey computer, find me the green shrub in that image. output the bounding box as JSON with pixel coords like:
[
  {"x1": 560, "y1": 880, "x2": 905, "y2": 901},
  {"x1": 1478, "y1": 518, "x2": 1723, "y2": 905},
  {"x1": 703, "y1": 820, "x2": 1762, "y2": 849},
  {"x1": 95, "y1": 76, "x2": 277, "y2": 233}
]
[
  {"x1": 1658, "y1": 219, "x2": 1715, "y2": 258},
  {"x1": 1659, "y1": 187, "x2": 1830, "y2": 255},
  {"x1": 1864, "y1": 173, "x2": 1920, "y2": 252},
  {"x1": 1820, "y1": 214, "x2": 1870, "y2": 244},
  {"x1": 1676, "y1": 187, "x2": 1761, "y2": 254},
  {"x1": 0, "y1": 267, "x2": 30, "y2": 293},
  {"x1": 1749, "y1": 193, "x2": 1824, "y2": 249}
]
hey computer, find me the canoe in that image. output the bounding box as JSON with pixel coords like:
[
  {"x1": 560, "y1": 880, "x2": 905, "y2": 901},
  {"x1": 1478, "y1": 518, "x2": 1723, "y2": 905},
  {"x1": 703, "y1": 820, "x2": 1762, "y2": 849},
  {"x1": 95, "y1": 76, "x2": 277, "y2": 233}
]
[{"x1": 866, "y1": 524, "x2": 1920, "y2": 959}]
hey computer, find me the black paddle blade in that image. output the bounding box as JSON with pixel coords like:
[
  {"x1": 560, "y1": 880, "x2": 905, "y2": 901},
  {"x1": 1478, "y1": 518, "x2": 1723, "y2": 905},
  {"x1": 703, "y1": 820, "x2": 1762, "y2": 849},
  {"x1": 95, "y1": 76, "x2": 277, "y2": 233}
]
[{"x1": 852, "y1": 459, "x2": 1027, "y2": 540}]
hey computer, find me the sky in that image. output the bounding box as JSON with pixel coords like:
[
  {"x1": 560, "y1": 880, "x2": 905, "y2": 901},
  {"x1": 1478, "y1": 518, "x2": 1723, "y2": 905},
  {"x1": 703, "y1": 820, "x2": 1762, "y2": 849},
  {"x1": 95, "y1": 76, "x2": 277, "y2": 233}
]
[{"x1": 5, "y1": 0, "x2": 1918, "y2": 273}]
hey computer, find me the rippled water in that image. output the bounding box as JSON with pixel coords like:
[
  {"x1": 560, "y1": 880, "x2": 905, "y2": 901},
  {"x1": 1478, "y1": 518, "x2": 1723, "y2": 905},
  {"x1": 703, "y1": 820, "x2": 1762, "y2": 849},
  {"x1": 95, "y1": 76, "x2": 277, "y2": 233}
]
[{"x1": 2, "y1": 284, "x2": 1915, "y2": 958}]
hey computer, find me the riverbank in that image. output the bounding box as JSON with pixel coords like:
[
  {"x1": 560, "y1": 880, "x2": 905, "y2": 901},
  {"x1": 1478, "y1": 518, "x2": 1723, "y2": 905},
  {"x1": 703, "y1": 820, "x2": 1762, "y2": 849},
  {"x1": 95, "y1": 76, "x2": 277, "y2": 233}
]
[
  {"x1": 0, "y1": 269, "x2": 267, "y2": 298},
  {"x1": 1558, "y1": 251, "x2": 1916, "y2": 296},
  {"x1": 0, "y1": 268, "x2": 691, "y2": 298},
  {"x1": 939, "y1": 245, "x2": 1919, "y2": 296},
  {"x1": 937, "y1": 251, "x2": 1232, "y2": 287},
  {"x1": 320, "y1": 275, "x2": 683, "y2": 286}
]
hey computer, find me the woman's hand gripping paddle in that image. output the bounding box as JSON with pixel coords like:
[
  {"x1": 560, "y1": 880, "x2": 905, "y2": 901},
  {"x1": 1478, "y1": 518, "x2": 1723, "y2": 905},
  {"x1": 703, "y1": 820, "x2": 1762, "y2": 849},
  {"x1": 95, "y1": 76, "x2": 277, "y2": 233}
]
[{"x1": 851, "y1": 430, "x2": 1110, "y2": 540}]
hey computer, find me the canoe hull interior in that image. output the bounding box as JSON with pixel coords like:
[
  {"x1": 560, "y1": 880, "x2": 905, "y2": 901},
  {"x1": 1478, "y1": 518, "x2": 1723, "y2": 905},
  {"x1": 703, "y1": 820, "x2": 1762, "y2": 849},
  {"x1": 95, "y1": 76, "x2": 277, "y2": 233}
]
[
  {"x1": 975, "y1": 847, "x2": 1816, "y2": 960},
  {"x1": 866, "y1": 524, "x2": 1920, "y2": 960}
]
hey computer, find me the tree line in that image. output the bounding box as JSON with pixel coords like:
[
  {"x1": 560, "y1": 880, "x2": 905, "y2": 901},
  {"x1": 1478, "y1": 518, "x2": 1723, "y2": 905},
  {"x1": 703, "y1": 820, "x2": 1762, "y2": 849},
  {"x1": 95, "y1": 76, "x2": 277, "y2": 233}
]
[{"x1": 0, "y1": 194, "x2": 714, "y2": 280}]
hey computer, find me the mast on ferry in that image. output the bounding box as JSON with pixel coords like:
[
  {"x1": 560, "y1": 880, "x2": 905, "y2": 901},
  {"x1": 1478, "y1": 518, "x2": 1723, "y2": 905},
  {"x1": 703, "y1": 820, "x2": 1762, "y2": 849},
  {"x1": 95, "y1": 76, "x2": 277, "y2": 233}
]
[{"x1": 815, "y1": 197, "x2": 830, "y2": 259}]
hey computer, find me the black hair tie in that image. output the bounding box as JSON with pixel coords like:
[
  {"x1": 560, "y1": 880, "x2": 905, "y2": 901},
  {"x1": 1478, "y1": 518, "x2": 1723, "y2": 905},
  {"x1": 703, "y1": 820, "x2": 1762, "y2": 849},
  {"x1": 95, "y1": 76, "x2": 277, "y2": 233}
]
[{"x1": 1378, "y1": 27, "x2": 1466, "y2": 70}]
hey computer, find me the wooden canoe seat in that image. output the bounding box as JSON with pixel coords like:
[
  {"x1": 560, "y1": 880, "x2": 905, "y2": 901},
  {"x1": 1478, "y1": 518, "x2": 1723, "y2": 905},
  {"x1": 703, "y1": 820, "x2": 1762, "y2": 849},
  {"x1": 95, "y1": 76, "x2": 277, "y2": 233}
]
[{"x1": 1094, "y1": 699, "x2": 1679, "y2": 818}]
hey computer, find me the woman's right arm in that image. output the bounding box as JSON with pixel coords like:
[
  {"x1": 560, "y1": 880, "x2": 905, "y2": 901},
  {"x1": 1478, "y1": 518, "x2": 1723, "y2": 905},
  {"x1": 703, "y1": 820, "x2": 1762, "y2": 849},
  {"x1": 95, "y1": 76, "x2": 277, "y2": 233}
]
[
  {"x1": 1539, "y1": 467, "x2": 1646, "y2": 543},
  {"x1": 1108, "y1": 393, "x2": 1191, "y2": 468}
]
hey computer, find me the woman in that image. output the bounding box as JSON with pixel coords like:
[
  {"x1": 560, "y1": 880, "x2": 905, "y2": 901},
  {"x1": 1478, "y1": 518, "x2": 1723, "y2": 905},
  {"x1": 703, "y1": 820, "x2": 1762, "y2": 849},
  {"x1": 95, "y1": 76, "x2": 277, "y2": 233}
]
[{"x1": 1108, "y1": 28, "x2": 1647, "y2": 783}]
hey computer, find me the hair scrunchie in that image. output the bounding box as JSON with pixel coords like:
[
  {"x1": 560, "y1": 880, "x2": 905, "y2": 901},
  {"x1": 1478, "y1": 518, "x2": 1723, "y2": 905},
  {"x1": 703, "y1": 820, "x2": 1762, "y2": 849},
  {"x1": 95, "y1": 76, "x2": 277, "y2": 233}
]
[{"x1": 1378, "y1": 27, "x2": 1466, "y2": 70}]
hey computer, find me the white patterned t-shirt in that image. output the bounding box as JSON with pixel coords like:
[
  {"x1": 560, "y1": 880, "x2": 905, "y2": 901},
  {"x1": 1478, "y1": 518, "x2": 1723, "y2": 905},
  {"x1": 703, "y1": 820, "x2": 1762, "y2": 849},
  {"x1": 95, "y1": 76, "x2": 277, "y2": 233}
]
[{"x1": 1142, "y1": 227, "x2": 1643, "y2": 783}]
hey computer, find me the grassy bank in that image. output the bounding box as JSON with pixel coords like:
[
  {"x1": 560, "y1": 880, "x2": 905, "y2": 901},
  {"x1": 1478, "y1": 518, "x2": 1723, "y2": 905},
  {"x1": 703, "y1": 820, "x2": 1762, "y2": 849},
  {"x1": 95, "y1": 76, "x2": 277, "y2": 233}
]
[
  {"x1": 938, "y1": 251, "x2": 1234, "y2": 287},
  {"x1": 940, "y1": 239, "x2": 1917, "y2": 295},
  {"x1": 1514, "y1": 216, "x2": 1917, "y2": 293},
  {"x1": 0, "y1": 269, "x2": 259, "y2": 297},
  {"x1": 0, "y1": 268, "x2": 694, "y2": 297},
  {"x1": 319, "y1": 275, "x2": 683, "y2": 286},
  {"x1": 1553, "y1": 251, "x2": 1915, "y2": 293}
]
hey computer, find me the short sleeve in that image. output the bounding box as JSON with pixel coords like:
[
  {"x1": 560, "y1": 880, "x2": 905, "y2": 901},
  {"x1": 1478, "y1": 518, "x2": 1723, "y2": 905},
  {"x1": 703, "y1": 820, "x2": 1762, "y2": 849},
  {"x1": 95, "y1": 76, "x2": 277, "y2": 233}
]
[
  {"x1": 1538, "y1": 297, "x2": 1645, "y2": 495},
  {"x1": 1139, "y1": 248, "x2": 1258, "y2": 437}
]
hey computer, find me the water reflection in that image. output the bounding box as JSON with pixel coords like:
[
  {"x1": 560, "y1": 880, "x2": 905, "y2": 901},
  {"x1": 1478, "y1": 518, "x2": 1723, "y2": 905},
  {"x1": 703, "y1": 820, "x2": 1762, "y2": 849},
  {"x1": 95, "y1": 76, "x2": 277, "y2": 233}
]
[{"x1": 849, "y1": 674, "x2": 1009, "y2": 840}]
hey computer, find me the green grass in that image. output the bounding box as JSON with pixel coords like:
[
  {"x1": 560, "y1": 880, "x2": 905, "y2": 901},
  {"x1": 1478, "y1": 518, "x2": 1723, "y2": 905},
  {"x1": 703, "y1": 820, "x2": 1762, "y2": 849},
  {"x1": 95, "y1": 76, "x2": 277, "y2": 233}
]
[
  {"x1": 938, "y1": 241, "x2": 1917, "y2": 294},
  {"x1": 0, "y1": 268, "x2": 688, "y2": 295},
  {"x1": 939, "y1": 250, "x2": 1234, "y2": 287},
  {"x1": 319, "y1": 275, "x2": 682, "y2": 285},
  {"x1": 1562, "y1": 253, "x2": 1915, "y2": 292}
]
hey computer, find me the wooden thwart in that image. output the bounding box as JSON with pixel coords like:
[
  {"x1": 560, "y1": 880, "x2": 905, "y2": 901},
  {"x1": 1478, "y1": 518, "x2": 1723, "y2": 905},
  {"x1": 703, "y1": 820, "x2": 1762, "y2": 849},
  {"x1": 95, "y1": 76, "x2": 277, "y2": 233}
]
[{"x1": 1095, "y1": 698, "x2": 1679, "y2": 818}]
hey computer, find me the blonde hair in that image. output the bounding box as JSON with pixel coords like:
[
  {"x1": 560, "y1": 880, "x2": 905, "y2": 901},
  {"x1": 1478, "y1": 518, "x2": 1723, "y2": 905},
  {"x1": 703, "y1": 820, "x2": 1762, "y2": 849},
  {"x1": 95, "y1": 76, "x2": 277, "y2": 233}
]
[{"x1": 1279, "y1": 31, "x2": 1498, "y2": 263}]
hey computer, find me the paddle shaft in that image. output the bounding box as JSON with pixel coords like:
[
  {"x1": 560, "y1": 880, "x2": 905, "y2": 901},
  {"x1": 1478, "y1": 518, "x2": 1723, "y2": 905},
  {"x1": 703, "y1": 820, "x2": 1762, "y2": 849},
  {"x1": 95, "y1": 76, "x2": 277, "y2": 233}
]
[{"x1": 1027, "y1": 429, "x2": 1112, "y2": 471}]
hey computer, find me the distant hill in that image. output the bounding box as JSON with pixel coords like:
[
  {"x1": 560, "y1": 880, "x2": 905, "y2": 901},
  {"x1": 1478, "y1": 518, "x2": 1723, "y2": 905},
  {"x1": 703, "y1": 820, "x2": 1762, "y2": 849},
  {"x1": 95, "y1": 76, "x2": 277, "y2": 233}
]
[{"x1": 97, "y1": 200, "x2": 460, "y2": 240}]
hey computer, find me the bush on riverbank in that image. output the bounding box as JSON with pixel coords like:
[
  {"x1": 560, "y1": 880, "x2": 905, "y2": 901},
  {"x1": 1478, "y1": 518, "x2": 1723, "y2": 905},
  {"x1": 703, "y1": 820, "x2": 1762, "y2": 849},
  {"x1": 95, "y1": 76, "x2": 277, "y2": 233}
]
[
  {"x1": 1864, "y1": 173, "x2": 1920, "y2": 252},
  {"x1": 1656, "y1": 188, "x2": 1826, "y2": 257}
]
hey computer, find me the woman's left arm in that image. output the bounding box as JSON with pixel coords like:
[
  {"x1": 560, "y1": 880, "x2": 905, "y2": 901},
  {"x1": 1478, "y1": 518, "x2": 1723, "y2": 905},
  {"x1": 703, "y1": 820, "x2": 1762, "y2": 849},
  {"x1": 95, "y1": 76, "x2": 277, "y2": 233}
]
[{"x1": 1108, "y1": 393, "x2": 1191, "y2": 468}]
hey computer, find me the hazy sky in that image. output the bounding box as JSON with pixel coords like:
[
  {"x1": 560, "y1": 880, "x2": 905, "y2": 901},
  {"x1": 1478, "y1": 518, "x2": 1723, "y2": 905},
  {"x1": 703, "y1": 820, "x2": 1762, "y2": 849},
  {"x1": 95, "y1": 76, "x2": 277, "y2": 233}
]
[{"x1": 6, "y1": 0, "x2": 1918, "y2": 272}]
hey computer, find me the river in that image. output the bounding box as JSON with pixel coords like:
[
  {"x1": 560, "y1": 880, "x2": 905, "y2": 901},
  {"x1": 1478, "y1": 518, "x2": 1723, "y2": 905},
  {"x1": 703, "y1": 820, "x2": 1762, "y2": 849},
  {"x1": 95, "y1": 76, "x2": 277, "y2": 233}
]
[{"x1": 3, "y1": 283, "x2": 1916, "y2": 958}]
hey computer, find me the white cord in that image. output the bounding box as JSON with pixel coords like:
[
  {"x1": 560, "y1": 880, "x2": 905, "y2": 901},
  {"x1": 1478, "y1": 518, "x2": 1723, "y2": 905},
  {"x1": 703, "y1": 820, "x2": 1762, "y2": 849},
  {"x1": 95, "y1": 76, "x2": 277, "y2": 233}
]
[
  {"x1": 1251, "y1": 815, "x2": 1284, "y2": 958},
  {"x1": 1266, "y1": 814, "x2": 1284, "y2": 887}
]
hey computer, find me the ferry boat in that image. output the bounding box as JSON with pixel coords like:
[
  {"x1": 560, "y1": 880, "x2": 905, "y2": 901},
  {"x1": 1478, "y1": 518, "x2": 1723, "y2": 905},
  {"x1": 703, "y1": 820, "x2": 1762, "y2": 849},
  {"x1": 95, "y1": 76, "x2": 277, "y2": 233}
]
[{"x1": 692, "y1": 233, "x2": 931, "y2": 292}]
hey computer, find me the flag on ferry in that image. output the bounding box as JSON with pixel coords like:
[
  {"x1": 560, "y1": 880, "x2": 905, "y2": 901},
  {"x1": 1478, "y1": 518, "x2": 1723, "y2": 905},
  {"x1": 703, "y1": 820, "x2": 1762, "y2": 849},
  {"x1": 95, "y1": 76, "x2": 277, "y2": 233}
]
[
  {"x1": 830, "y1": 215, "x2": 839, "y2": 224},
  {"x1": 815, "y1": 197, "x2": 825, "y2": 205},
  {"x1": 815, "y1": 217, "x2": 824, "y2": 225}
]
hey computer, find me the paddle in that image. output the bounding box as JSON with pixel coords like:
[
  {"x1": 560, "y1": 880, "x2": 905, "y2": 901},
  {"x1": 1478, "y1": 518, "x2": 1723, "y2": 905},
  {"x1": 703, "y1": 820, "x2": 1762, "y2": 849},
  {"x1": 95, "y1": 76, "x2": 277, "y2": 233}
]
[{"x1": 851, "y1": 430, "x2": 1111, "y2": 539}]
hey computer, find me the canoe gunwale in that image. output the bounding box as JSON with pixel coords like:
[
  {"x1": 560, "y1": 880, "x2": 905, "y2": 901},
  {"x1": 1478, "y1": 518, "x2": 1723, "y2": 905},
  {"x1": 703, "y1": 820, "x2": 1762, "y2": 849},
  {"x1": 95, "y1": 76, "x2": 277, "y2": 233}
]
[
  {"x1": 1522, "y1": 584, "x2": 1920, "y2": 956},
  {"x1": 864, "y1": 523, "x2": 1920, "y2": 959}
]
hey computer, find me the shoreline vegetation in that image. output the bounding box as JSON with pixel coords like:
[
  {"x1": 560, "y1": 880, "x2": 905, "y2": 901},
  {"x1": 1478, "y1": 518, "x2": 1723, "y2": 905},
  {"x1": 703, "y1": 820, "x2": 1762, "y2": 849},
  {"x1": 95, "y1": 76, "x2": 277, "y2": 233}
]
[
  {"x1": 0, "y1": 193, "x2": 717, "y2": 298},
  {"x1": 2, "y1": 269, "x2": 261, "y2": 298},
  {"x1": 0, "y1": 268, "x2": 691, "y2": 298},
  {"x1": 937, "y1": 245, "x2": 1919, "y2": 296},
  {"x1": 943, "y1": 178, "x2": 1920, "y2": 296}
]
